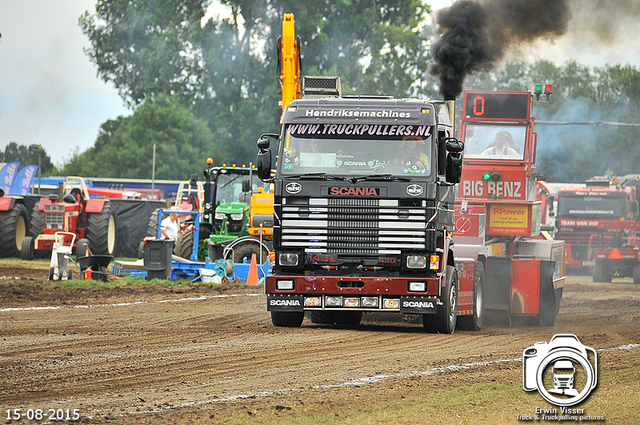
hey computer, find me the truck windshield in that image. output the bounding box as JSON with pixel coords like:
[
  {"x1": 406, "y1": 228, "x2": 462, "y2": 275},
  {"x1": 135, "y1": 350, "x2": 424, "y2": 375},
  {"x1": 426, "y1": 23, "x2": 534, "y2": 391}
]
[
  {"x1": 463, "y1": 124, "x2": 526, "y2": 160},
  {"x1": 279, "y1": 125, "x2": 434, "y2": 177},
  {"x1": 215, "y1": 172, "x2": 269, "y2": 205},
  {"x1": 558, "y1": 195, "x2": 626, "y2": 218}
]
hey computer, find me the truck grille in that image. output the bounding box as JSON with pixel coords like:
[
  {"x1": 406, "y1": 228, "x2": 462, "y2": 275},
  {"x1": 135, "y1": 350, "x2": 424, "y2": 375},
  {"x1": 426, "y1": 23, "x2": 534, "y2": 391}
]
[
  {"x1": 45, "y1": 213, "x2": 64, "y2": 230},
  {"x1": 280, "y1": 198, "x2": 429, "y2": 254}
]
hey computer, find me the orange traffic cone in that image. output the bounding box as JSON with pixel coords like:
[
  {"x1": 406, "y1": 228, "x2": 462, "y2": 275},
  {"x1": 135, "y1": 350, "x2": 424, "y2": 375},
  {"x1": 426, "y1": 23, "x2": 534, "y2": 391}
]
[{"x1": 246, "y1": 253, "x2": 260, "y2": 286}]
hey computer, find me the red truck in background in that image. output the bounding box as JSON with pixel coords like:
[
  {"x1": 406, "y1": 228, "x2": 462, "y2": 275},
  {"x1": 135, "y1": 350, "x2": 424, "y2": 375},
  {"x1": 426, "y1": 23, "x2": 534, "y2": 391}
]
[
  {"x1": 454, "y1": 90, "x2": 565, "y2": 327},
  {"x1": 554, "y1": 177, "x2": 637, "y2": 272}
]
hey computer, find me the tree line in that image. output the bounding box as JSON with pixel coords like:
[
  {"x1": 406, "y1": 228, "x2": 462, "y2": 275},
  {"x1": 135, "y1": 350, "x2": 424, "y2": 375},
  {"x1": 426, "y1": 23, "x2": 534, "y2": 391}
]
[{"x1": 6, "y1": 0, "x2": 639, "y2": 183}]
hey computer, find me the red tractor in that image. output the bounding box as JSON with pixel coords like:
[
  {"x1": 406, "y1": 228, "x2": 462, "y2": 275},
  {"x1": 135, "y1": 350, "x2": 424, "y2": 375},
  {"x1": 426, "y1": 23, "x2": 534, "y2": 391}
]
[
  {"x1": 21, "y1": 176, "x2": 117, "y2": 260},
  {"x1": 0, "y1": 189, "x2": 29, "y2": 258}
]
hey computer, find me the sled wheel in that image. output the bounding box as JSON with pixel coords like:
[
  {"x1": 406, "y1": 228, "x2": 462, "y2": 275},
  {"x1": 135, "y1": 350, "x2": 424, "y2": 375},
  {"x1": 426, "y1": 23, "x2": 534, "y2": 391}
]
[{"x1": 86, "y1": 203, "x2": 117, "y2": 256}]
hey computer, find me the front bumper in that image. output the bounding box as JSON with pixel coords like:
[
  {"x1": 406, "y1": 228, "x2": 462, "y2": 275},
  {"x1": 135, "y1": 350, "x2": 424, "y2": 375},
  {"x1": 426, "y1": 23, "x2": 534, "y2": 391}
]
[{"x1": 266, "y1": 275, "x2": 441, "y2": 314}]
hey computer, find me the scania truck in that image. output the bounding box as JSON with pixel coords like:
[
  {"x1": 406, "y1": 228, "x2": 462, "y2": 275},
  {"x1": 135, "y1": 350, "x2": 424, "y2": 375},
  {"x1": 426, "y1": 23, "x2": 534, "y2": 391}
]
[{"x1": 256, "y1": 78, "x2": 464, "y2": 333}]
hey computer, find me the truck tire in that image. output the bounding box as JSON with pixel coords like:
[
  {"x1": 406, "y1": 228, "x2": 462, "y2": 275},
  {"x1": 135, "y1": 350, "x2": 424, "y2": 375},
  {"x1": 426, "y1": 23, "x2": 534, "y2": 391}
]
[
  {"x1": 76, "y1": 238, "x2": 90, "y2": 258},
  {"x1": 226, "y1": 239, "x2": 270, "y2": 264},
  {"x1": 633, "y1": 264, "x2": 640, "y2": 284},
  {"x1": 174, "y1": 226, "x2": 194, "y2": 260},
  {"x1": 28, "y1": 205, "x2": 44, "y2": 237},
  {"x1": 309, "y1": 311, "x2": 336, "y2": 324},
  {"x1": 86, "y1": 203, "x2": 117, "y2": 256},
  {"x1": 0, "y1": 202, "x2": 29, "y2": 258},
  {"x1": 423, "y1": 265, "x2": 458, "y2": 334},
  {"x1": 334, "y1": 311, "x2": 362, "y2": 326},
  {"x1": 21, "y1": 236, "x2": 34, "y2": 261},
  {"x1": 592, "y1": 261, "x2": 612, "y2": 283},
  {"x1": 457, "y1": 261, "x2": 484, "y2": 331},
  {"x1": 271, "y1": 311, "x2": 304, "y2": 327}
]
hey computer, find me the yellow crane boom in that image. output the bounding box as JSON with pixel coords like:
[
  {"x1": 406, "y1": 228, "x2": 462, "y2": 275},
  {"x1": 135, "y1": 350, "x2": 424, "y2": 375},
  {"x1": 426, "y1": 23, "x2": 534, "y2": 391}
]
[{"x1": 278, "y1": 13, "x2": 301, "y2": 112}]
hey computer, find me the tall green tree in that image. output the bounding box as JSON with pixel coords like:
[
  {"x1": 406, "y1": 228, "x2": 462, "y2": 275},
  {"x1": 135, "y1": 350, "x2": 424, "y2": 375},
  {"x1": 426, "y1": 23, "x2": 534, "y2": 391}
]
[
  {"x1": 61, "y1": 94, "x2": 218, "y2": 180},
  {"x1": 79, "y1": 0, "x2": 434, "y2": 168},
  {"x1": 0, "y1": 142, "x2": 55, "y2": 175}
]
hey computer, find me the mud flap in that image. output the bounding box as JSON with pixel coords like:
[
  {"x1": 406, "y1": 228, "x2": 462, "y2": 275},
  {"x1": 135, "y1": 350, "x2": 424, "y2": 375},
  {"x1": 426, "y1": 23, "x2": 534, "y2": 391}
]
[
  {"x1": 400, "y1": 296, "x2": 439, "y2": 314},
  {"x1": 267, "y1": 294, "x2": 304, "y2": 312},
  {"x1": 484, "y1": 257, "x2": 511, "y2": 312},
  {"x1": 538, "y1": 260, "x2": 558, "y2": 327}
]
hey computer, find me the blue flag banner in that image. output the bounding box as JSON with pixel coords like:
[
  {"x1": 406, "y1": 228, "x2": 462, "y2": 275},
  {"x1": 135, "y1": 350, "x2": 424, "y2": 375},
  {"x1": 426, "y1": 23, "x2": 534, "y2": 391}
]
[
  {"x1": 0, "y1": 162, "x2": 20, "y2": 194},
  {"x1": 9, "y1": 165, "x2": 38, "y2": 195}
]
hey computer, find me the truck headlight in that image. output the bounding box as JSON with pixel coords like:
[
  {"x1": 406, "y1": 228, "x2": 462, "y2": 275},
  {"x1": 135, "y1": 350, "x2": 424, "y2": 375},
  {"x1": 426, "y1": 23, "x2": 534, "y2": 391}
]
[
  {"x1": 278, "y1": 253, "x2": 299, "y2": 266},
  {"x1": 214, "y1": 212, "x2": 226, "y2": 220},
  {"x1": 276, "y1": 279, "x2": 294, "y2": 290},
  {"x1": 343, "y1": 297, "x2": 360, "y2": 308},
  {"x1": 230, "y1": 213, "x2": 244, "y2": 221},
  {"x1": 304, "y1": 297, "x2": 321, "y2": 307},
  {"x1": 361, "y1": 297, "x2": 379, "y2": 307},
  {"x1": 325, "y1": 296, "x2": 342, "y2": 307},
  {"x1": 383, "y1": 299, "x2": 400, "y2": 309},
  {"x1": 406, "y1": 255, "x2": 427, "y2": 269},
  {"x1": 408, "y1": 281, "x2": 426, "y2": 292}
]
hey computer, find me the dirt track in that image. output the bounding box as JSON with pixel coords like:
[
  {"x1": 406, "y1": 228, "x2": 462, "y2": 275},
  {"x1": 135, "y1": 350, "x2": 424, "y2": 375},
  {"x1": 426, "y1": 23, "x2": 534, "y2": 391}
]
[{"x1": 1, "y1": 260, "x2": 639, "y2": 424}]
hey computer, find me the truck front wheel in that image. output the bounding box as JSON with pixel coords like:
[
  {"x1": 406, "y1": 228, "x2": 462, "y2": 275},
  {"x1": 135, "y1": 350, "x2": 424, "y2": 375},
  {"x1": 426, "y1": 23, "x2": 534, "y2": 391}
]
[
  {"x1": 271, "y1": 311, "x2": 304, "y2": 328},
  {"x1": 457, "y1": 261, "x2": 484, "y2": 331},
  {"x1": 423, "y1": 265, "x2": 458, "y2": 334}
]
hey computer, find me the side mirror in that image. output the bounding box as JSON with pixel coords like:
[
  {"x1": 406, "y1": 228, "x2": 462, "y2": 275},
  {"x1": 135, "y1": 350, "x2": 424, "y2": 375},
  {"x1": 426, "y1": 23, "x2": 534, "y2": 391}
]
[
  {"x1": 257, "y1": 137, "x2": 270, "y2": 150},
  {"x1": 549, "y1": 194, "x2": 556, "y2": 217},
  {"x1": 257, "y1": 150, "x2": 272, "y2": 181},
  {"x1": 256, "y1": 133, "x2": 278, "y2": 181},
  {"x1": 446, "y1": 138, "x2": 464, "y2": 153},
  {"x1": 446, "y1": 152, "x2": 462, "y2": 184}
]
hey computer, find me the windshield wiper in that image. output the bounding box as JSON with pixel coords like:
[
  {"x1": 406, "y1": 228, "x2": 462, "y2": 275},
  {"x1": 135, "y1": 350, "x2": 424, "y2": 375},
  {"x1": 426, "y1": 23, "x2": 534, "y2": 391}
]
[
  {"x1": 351, "y1": 174, "x2": 412, "y2": 183},
  {"x1": 287, "y1": 173, "x2": 347, "y2": 181}
]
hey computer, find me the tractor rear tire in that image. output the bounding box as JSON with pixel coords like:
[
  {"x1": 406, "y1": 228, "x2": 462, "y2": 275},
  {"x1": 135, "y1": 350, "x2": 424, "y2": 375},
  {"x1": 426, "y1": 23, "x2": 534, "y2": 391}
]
[
  {"x1": 174, "y1": 226, "x2": 194, "y2": 260},
  {"x1": 0, "y1": 202, "x2": 29, "y2": 258},
  {"x1": 226, "y1": 240, "x2": 270, "y2": 264},
  {"x1": 28, "y1": 205, "x2": 44, "y2": 237},
  {"x1": 146, "y1": 209, "x2": 161, "y2": 238},
  {"x1": 21, "y1": 236, "x2": 34, "y2": 261},
  {"x1": 86, "y1": 203, "x2": 117, "y2": 256},
  {"x1": 457, "y1": 261, "x2": 484, "y2": 331},
  {"x1": 423, "y1": 265, "x2": 458, "y2": 334}
]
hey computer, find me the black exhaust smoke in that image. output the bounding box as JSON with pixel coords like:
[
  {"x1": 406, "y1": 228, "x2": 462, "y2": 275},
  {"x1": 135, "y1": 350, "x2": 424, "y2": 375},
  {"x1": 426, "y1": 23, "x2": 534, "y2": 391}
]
[{"x1": 429, "y1": 0, "x2": 570, "y2": 100}]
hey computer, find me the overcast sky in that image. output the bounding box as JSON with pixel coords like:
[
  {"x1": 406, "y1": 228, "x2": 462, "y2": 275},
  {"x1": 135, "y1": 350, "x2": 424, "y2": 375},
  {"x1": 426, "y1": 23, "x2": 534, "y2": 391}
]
[{"x1": 1, "y1": 0, "x2": 639, "y2": 166}]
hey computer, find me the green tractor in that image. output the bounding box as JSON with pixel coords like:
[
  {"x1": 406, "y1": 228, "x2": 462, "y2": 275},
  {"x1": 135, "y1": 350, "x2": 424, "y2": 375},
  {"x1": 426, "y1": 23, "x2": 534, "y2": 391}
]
[{"x1": 174, "y1": 162, "x2": 273, "y2": 265}]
